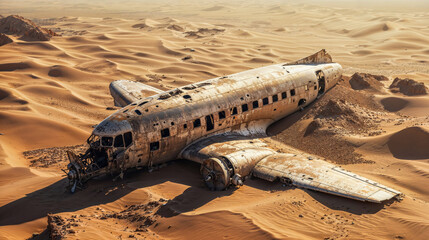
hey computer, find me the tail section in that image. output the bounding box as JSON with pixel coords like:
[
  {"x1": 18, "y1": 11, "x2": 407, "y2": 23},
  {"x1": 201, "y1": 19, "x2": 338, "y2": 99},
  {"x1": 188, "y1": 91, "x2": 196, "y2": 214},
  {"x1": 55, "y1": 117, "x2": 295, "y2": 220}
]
[{"x1": 285, "y1": 49, "x2": 333, "y2": 65}]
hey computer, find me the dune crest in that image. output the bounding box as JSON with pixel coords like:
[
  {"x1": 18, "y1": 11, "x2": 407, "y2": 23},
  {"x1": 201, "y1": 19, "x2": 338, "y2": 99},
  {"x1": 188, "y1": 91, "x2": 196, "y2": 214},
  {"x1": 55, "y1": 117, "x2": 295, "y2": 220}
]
[{"x1": 349, "y1": 22, "x2": 397, "y2": 38}]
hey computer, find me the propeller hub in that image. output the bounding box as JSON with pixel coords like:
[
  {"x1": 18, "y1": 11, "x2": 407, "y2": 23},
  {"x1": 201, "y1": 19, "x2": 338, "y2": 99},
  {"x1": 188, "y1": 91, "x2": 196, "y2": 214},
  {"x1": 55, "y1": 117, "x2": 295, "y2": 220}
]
[
  {"x1": 200, "y1": 158, "x2": 231, "y2": 191},
  {"x1": 67, "y1": 169, "x2": 77, "y2": 180}
]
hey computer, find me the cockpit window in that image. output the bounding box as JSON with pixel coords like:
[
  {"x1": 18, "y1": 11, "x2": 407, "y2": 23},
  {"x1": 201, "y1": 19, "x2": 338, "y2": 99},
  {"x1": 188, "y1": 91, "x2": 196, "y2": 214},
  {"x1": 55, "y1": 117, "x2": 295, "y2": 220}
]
[
  {"x1": 87, "y1": 135, "x2": 100, "y2": 147},
  {"x1": 114, "y1": 135, "x2": 124, "y2": 147},
  {"x1": 124, "y1": 132, "x2": 133, "y2": 147},
  {"x1": 101, "y1": 136, "x2": 113, "y2": 147}
]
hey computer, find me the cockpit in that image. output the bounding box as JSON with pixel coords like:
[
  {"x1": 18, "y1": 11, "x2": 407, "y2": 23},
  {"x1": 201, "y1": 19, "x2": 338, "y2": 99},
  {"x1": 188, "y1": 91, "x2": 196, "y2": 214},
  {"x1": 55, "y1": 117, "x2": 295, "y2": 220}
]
[
  {"x1": 84, "y1": 132, "x2": 133, "y2": 168},
  {"x1": 88, "y1": 132, "x2": 133, "y2": 149},
  {"x1": 65, "y1": 113, "x2": 135, "y2": 192}
]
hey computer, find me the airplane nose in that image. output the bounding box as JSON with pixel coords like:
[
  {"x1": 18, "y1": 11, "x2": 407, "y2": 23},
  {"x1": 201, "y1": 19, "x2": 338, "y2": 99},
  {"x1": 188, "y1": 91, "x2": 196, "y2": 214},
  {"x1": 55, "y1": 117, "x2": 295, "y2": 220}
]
[{"x1": 93, "y1": 117, "x2": 132, "y2": 136}]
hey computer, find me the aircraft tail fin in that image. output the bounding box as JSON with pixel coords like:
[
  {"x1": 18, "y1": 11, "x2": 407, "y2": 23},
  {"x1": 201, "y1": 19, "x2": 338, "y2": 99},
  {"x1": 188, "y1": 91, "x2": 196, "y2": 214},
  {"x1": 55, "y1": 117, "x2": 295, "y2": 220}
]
[{"x1": 285, "y1": 49, "x2": 333, "y2": 65}]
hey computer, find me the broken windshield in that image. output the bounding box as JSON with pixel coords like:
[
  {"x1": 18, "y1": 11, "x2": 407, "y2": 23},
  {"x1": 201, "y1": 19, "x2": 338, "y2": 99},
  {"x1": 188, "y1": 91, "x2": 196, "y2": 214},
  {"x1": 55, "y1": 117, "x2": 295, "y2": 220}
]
[
  {"x1": 87, "y1": 134, "x2": 100, "y2": 147},
  {"x1": 101, "y1": 136, "x2": 113, "y2": 147}
]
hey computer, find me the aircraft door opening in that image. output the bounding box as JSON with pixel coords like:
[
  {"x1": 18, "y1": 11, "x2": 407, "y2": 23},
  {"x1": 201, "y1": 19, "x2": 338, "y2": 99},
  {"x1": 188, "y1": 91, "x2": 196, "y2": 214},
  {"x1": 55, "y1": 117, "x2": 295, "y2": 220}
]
[
  {"x1": 205, "y1": 114, "x2": 214, "y2": 131},
  {"x1": 316, "y1": 70, "x2": 325, "y2": 96}
]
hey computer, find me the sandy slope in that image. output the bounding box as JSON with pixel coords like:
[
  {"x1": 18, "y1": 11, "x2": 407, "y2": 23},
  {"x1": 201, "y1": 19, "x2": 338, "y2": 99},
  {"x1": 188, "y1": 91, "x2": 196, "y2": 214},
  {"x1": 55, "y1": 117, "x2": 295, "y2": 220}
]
[{"x1": 0, "y1": 1, "x2": 429, "y2": 239}]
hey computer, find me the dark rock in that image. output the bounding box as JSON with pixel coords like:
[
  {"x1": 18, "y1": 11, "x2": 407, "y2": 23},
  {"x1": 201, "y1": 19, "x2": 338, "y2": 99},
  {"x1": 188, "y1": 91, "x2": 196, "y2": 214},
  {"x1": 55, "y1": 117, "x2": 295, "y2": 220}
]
[
  {"x1": 0, "y1": 33, "x2": 12, "y2": 46},
  {"x1": 0, "y1": 15, "x2": 58, "y2": 41},
  {"x1": 389, "y1": 77, "x2": 427, "y2": 96},
  {"x1": 167, "y1": 24, "x2": 184, "y2": 32},
  {"x1": 349, "y1": 72, "x2": 385, "y2": 91},
  {"x1": 182, "y1": 55, "x2": 192, "y2": 61},
  {"x1": 47, "y1": 214, "x2": 67, "y2": 240}
]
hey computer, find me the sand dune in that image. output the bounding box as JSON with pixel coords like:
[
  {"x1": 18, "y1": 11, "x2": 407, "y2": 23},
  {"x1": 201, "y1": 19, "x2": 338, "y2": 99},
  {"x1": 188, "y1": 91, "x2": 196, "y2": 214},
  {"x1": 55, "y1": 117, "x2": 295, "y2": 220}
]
[
  {"x1": 0, "y1": 0, "x2": 428, "y2": 239},
  {"x1": 387, "y1": 127, "x2": 429, "y2": 160}
]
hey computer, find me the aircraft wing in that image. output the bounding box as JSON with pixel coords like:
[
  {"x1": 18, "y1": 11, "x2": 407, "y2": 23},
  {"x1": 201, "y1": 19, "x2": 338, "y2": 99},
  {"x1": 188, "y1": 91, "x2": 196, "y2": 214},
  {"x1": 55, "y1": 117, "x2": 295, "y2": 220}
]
[
  {"x1": 109, "y1": 80, "x2": 164, "y2": 107},
  {"x1": 180, "y1": 134, "x2": 401, "y2": 203},
  {"x1": 253, "y1": 152, "x2": 401, "y2": 203}
]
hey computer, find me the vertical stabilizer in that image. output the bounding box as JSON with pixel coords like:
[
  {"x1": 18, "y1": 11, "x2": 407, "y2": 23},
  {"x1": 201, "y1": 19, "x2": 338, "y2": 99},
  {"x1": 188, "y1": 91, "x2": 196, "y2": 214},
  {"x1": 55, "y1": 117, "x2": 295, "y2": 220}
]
[{"x1": 285, "y1": 49, "x2": 333, "y2": 65}]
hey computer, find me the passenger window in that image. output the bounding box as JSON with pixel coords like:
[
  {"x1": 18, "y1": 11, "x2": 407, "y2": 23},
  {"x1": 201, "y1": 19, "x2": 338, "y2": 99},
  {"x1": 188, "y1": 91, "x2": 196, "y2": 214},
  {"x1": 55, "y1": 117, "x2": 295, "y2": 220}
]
[
  {"x1": 272, "y1": 94, "x2": 278, "y2": 102},
  {"x1": 161, "y1": 128, "x2": 170, "y2": 138},
  {"x1": 218, "y1": 111, "x2": 226, "y2": 119},
  {"x1": 242, "y1": 104, "x2": 248, "y2": 112},
  {"x1": 102, "y1": 137, "x2": 113, "y2": 147},
  {"x1": 114, "y1": 135, "x2": 124, "y2": 147},
  {"x1": 138, "y1": 101, "x2": 148, "y2": 106},
  {"x1": 150, "y1": 141, "x2": 159, "y2": 151},
  {"x1": 194, "y1": 118, "x2": 201, "y2": 128},
  {"x1": 124, "y1": 132, "x2": 133, "y2": 147},
  {"x1": 281, "y1": 92, "x2": 287, "y2": 99},
  {"x1": 263, "y1": 97, "x2": 269, "y2": 105},
  {"x1": 231, "y1": 107, "x2": 238, "y2": 115},
  {"x1": 252, "y1": 100, "x2": 259, "y2": 109},
  {"x1": 290, "y1": 89, "x2": 296, "y2": 96}
]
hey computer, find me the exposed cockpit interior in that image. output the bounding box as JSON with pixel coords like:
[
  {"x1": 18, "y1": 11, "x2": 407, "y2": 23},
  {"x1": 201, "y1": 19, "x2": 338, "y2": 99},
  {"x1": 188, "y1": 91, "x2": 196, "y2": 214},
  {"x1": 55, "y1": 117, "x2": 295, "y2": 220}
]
[{"x1": 66, "y1": 132, "x2": 133, "y2": 192}]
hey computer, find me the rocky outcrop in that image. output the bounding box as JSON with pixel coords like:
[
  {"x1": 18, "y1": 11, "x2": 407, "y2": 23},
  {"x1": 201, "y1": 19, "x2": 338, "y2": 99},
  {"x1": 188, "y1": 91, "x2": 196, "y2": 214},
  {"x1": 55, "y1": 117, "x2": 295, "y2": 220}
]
[
  {"x1": 349, "y1": 72, "x2": 386, "y2": 91},
  {"x1": 0, "y1": 15, "x2": 58, "y2": 41},
  {"x1": 389, "y1": 77, "x2": 427, "y2": 96},
  {"x1": 47, "y1": 214, "x2": 67, "y2": 240},
  {"x1": 0, "y1": 33, "x2": 13, "y2": 46}
]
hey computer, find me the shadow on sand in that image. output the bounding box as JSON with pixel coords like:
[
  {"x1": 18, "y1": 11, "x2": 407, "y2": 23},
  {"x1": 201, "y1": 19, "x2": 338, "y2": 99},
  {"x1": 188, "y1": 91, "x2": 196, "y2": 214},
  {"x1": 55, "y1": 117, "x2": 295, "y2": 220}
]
[
  {"x1": 0, "y1": 160, "x2": 229, "y2": 226},
  {"x1": 0, "y1": 158, "x2": 389, "y2": 228}
]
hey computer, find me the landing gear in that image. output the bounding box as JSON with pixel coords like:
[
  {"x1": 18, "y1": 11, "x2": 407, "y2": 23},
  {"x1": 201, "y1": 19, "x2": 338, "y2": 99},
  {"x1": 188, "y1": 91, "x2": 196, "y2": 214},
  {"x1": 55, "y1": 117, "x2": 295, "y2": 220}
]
[
  {"x1": 66, "y1": 163, "x2": 81, "y2": 193},
  {"x1": 64, "y1": 150, "x2": 107, "y2": 193}
]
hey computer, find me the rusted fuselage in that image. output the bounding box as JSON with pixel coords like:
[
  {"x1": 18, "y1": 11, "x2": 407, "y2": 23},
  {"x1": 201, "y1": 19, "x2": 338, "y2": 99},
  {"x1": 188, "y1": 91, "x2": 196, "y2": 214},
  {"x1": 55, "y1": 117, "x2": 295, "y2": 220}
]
[{"x1": 65, "y1": 58, "x2": 342, "y2": 191}]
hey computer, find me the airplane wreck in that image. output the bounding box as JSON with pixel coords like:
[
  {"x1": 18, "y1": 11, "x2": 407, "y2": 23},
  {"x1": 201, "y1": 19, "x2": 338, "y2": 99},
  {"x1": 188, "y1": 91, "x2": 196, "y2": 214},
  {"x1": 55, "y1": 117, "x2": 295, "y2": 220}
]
[{"x1": 65, "y1": 49, "x2": 401, "y2": 203}]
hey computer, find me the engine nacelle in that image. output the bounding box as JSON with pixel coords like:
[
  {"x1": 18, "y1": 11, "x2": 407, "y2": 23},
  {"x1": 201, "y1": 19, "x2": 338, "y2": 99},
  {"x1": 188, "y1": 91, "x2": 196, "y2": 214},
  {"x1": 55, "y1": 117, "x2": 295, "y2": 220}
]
[{"x1": 200, "y1": 148, "x2": 274, "y2": 190}]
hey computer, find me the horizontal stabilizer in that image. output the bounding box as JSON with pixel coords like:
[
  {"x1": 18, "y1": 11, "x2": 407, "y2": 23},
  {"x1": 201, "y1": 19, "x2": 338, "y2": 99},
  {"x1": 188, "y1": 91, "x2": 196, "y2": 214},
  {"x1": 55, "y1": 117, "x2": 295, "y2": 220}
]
[{"x1": 109, "y1": 80, "x2": 163, "y2": 107}]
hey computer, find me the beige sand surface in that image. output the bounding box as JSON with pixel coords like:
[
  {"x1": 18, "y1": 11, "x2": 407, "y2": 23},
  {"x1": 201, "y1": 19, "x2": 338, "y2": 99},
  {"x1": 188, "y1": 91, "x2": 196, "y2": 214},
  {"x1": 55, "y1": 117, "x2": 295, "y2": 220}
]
[{"x1": 0, "y1": 1, "x2": 428, "y2": 239}]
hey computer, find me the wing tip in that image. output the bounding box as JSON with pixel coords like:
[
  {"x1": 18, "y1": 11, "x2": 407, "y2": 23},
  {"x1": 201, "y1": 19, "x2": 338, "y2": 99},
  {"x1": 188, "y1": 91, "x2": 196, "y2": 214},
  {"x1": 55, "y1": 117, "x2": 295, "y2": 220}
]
[{"x1": 367, "y1": 191, "x2": 403, "y2": 203}]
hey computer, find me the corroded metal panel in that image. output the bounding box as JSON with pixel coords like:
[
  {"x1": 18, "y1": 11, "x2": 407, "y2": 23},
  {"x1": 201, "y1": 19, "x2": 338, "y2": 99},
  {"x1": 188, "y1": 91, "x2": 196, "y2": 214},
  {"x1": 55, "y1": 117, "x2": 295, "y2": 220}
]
[
  {"x1": 109, "y1": 80, "x2": 163, "y2": 107},
  {"x1": 253, "y1": 152, "x2": 401, "y2": 203}
]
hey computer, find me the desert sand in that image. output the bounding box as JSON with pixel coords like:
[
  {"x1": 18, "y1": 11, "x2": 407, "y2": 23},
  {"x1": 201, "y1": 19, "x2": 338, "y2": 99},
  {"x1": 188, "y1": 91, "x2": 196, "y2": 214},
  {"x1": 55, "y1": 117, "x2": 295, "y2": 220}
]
[{"x1": 0, "y1": 0, "x2": 429, "y2": 239}]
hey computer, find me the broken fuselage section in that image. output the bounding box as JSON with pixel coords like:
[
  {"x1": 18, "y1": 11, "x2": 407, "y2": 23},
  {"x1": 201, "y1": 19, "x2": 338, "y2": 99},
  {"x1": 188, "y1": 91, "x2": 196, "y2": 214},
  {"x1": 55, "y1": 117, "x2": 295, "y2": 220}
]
[{"x1": 66, "y1": 120, "x2": 134, "y2": 192}]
